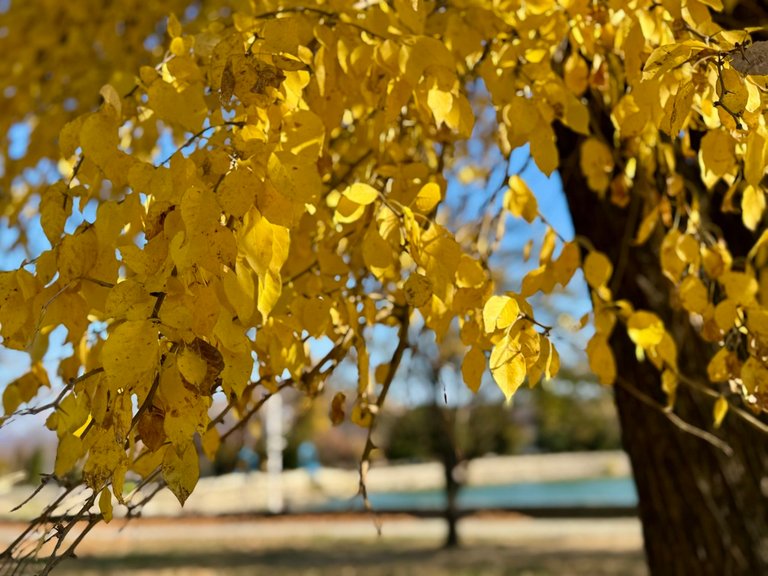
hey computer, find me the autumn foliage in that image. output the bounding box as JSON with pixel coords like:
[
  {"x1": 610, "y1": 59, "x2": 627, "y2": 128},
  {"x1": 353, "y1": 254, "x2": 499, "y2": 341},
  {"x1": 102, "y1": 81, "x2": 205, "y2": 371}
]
[{"x1": 1, "y1": 0, "x2": 768, "y2": 571}]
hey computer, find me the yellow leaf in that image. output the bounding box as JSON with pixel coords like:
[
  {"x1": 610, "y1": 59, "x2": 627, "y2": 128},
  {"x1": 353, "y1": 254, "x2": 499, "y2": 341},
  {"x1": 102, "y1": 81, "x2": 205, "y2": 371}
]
[
  {"x1": 362, "y1": 226, "x2": 394, "y2": 279},
  {"x1": 504, "y1": 176, "x2": 538, "y2": 223},
  {"x1": 502, "y1": 96, "x2": 540, "y2": 148},
  {"x1": 719, "y1": 271, "x2": 757, "y2": 305},
  {"x1": 201, "y1": 427, "x2": 221, "y2": 461},
  {"x1": 627, "y1": 311, "x2": 665, "y2": 348},
  {"x1": 2, "y1": 363, "x2": 50, "y2": 415},
  {"x1": 105, "y1": 280, "x2": 155, "y2": 321},
  {"x1": 137, "y1": 410, "x2": 166, "y2": 453},
  {"x1": 580, "y1": 138, "x2": 614, "y2": 195},
  {"x1": 218, "y1": 169, "x2": 257, "y2": 218},
  {"x1": 522, "y1": 239, "x2": 534, "y2": 262},
  {"x1": 428, "y1": 86, "x2": 454, "y2": 127},
  {"x1": 415, "y1": 224, "x2": 461, "y2": 302},
  {"x1": 162, "y1": 443, "x2": 199, "y2": 506},
  {"x1": 268, "y1": 151, "x2": 322, "y2": 205},
  {"x1": 83, "y1": 433, "x2": 128, "y2": 491},
  {"x1": 160, "y1": 360, "x2": 210, "y2": 448},
  {"x1": 343, "y1": 183, "x2": 379, "y2": 205},
  {"x1": 676, "y1": 235, "x2": 701, "y2": 269},
  {"x1": 330, "y1": 392, "x2": 346, "y2": 426},
  {"x1": 73, "y1": 414, "x2": 92, "y2": 438},
  {"x1": 1, "y1": 385, "x2": 21, "y2": 417},
  {"x1": 741, "y1": 357, "x2": 768, "y2": 394},
  {"x1": 334, "y1": 195, "x2": 366, "y2": 224},
  {"x1": 741, "y1": 185, "x2": 766, "y2": 231},
  {"x1": 54, "y1": 434, "x2": 84, "y2": 478},
  {"x1": 699, "y1": 130, "x2": 736, "y2": 189},
  {"x1": 403, "y1": 273, "x2": 433, "y2": 307},
  {"x1": 147, "y1": 81, "x2": 206, "y2": 132},
  {"x1": 58, "y1": 227, "x2": 98, "y2": 285},
  {"x1": 525, "y1": 0, "x2": 555, "y2": 14},
  {"x1": 80, "y1": 111, "x2": 119, "y2": 170},
  {"x1": 660, "y1": 229, "x2": 686, "y2": 282},
  {"x1": 707, "y1": 348, "x2": 737, "y2": 382},
  {"x1": 747, "y1": 229, "x2": 768, "y2": 263},
  {"x1": 39, "y1": 183, "x2": 70, "y2": 245},
  {"x1": 521, "y1": 265, "x2": 556, "y2": 296},
  {"x1": 301, "y1": 297, "x2": 331, "y2": 337},
  {"x1": 399, "y1": 37, "x2": 454, "y2": 85},
  {"x1": 281, "y1": 109, "x2": 325, "y2": 158},
  {"x1": 177, "y1": 346, "x2": 208, "y2": 387},
  {"x1": 239, "y1": 208, "x2": 290, "y2": 319},
  {"x1": 181, "y1": 187, "x2": 220, "y2": 235},
  {"x1": 643, "y1": 41, "x2": 707, "y2": 80},
  {"x1": 716, "y1": 67, "x2": 748, "y2": 114},
  {"x1": 167, "y1": 13, "x2": 182, "y2": 38},
  {"x1": 222, "y1": 263, "x2": 256, "y2": 325},
  {"x1": 564, "y1": 53, "x2": 589, "y2": 96},
  {"x1": 660, "y1": 82, "x2": 695, "y2": 137},
  {"x1": 483, "y1": 295, "x2": 519, "y2": 333},
  {"x1": 661, "y1": 369, "x2": 678, "y2": 408},
  {"x1": 548, "y1": 344, "x2": 560, "y2": 380},
  {"x1": 563, "y1": 96, "x2": 590, "y2": 136},
  {"x1": 633, "y1": 206, "x2": 659, "y2": 246},
  {"x1": 50, "y1": 392, "x2": 90, "y2": 438},
  {"x1": 490, "y1": 335, "x2": 526, "y2": 399},
  {"x1": 101, "y1": 320, "x2": 159, "y2": 392},
  {"x1": 679, "y1": 276, "x2": 709, "y2": 315},
  {"x1": 583, "y1": 251, "x2": 613, "y2": 289},
  {"x1": 712, "y1": 396, "x2": 728, "y2": 429},
  {"x1": 713, "y1": 299, "x2": 738, "y2": 331},
  {"x1": 461, "y1": 346, "x2": 485, "y2": 393},
  {"x1": 99, "y1": 487, "x2": 113, "y2": 523},
  {"x1": 743, "y1": 128, "x2": 767, "y2": 187},
  {"x1": 99, "y1": 84, "x2": 122, "y2": 118},
  {"x1": 413, "y1": 182, "x2": 442, "y2": 213},
  {"x1": 529, "y1": 124, "x2": 559, "y2": 176},
  {"x1": 445, "y1": 94, "x2": 475, "y2": 137},
  {"x1": 586, "y1": 334, "x2": 616, "y2": 385},
  {"x1": 456, "y1": 255, "x2": 485, "y2": 288},
  {"x1": 552, "y1": 242, "x2": 580, "y2": 286},
  {"x1": 539, "y1": 227, "x2": 556, "y2": 265},
  {"x1": 527, "y1": 336, "x2": 553, "y2": 386}
]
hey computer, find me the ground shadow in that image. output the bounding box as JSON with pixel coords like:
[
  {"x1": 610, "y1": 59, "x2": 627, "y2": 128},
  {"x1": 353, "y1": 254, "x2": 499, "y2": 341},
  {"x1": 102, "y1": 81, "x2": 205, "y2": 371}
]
[{"x1": 55, "y1": 544, "x2": 647, "y2": 575}]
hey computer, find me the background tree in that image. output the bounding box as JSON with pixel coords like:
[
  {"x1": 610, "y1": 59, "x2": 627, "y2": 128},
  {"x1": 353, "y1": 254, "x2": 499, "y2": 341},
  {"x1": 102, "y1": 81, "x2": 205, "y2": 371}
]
[{"x1": 1, "y1": 1, "x2": 767, "y2": 574}]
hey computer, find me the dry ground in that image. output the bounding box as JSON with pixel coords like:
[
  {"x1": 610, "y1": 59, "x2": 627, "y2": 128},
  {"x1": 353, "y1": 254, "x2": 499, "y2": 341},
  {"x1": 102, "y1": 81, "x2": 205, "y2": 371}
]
[{"x1": 1, "y1": 513, "x2": 646, "y2": 575}]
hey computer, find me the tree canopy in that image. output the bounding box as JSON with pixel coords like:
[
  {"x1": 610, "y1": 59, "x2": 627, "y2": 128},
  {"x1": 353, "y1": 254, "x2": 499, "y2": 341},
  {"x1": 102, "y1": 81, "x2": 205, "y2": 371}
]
[{"x1": 1, "y1": 0, "x2": 767, "y2": 572}]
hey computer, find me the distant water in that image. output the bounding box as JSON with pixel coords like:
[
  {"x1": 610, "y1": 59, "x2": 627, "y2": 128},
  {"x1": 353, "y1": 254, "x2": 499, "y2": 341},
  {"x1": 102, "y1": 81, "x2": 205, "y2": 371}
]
[{"x1": 311, "y1": 477, "x2": 637, "y2": 512}]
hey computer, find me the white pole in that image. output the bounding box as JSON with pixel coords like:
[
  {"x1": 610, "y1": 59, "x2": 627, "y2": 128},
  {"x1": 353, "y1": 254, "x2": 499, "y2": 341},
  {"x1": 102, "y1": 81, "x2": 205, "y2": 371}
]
[{"x1": 265, "y1": 393, "x2": 284, "y2": 513}]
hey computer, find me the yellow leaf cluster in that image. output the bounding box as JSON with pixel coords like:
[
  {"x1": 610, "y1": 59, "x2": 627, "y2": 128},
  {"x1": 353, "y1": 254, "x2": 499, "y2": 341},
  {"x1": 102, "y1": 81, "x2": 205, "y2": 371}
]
[{"x1": 4, "y1": 0, "x2": 768, "y2": 533}]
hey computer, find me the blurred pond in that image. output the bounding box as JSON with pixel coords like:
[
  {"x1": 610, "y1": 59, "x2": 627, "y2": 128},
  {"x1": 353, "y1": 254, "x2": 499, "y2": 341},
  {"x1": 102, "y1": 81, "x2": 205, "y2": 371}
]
[{"x1": 315, "y1": 477, "x2": 637, "y2": 512}]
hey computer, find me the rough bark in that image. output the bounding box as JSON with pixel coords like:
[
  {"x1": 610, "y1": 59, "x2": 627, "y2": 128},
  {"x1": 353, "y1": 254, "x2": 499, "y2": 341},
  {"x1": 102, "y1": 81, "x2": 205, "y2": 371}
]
[{"x1": 556, "y1": 125, "x2": 768, "y2": 574}]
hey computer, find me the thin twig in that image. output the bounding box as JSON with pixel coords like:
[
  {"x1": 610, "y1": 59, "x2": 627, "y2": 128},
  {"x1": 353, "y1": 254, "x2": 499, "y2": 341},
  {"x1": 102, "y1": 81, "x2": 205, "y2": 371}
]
[
  {"x1": 12, "y1": 368, "x2": 104, "y2": 419},
  {"x1": 157, "y1": 121, "x2": 245, "y2": 166},
  {"x1": 218, "y1": 380, "x2": 294, "y2": 443},
  {"x1": 358, "y1": 309, "x2": 409, "y2": 533},
  {"x1": 674, "y1": 370, "x2": 768, "y2": 434},
  {"x1": 616, "y1": 376, "x2": 733, "y2": 456}
]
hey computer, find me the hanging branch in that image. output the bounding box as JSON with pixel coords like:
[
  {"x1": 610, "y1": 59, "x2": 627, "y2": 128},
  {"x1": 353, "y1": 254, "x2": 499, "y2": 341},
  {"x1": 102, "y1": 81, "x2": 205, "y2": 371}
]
[{"x1": 357, "y1": 307, "x2": 410, "y2": 533}]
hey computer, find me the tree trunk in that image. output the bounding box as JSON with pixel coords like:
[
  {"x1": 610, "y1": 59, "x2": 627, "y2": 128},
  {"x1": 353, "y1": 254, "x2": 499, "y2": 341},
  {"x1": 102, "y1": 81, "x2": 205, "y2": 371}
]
[
  {"x1": 443, "y1": 456, "x2": 460, "y2": 549},
  {"x1": 556, "y1": 126, "x2": 768, "y2": 574},
  {"x1": 429, "y1": 396, "x2": 461, "y2": 548}
]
